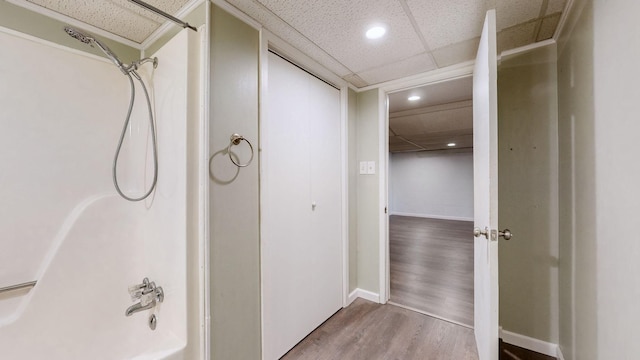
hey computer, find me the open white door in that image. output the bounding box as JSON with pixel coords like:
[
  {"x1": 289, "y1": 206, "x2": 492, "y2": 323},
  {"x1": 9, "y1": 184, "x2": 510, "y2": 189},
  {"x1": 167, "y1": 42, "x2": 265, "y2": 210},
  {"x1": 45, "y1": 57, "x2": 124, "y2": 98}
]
[{"x1": 473, "y1": 9, "x2": 499, "y2": 360}]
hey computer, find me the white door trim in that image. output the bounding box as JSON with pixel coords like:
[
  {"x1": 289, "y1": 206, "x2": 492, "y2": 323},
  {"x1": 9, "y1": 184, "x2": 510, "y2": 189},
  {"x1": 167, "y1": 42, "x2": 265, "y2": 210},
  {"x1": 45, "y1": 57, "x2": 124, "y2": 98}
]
[
  {"x1": 200, "y1": 3, "x2": 212, "y2": 359},
  {"x1": 376, "y1": 63, "x2": 475, "y2": 305},
  {"x1": 340, "y1": 86, "x2": 350, "y2": 307}
]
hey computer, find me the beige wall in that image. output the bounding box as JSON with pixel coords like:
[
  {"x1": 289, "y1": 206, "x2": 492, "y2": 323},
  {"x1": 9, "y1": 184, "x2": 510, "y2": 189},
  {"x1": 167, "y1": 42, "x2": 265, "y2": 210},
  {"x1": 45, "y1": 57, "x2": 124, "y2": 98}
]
[
  {"x1": 0, "y1": 0, "x2": 139, "y2": 64},
  {"x1": 355, "y1": 89, "x2": 381, "y2": 293},
  {"x1": 184, "y1": 21, "x2": 204, "y2": 360},
  {"x1": 348, "y1": 89, "x2": 359, "y2": 293},
  {"x1": 144, "y1": 2, "x2": 206, "y2": 56},
  {"x1": 592, "y1": 0, "x2": 640, "y2": 358},
  {"x1": 209, "y1": 5, "x2": 261, "y2": 359},
  {"x1": 497, "y1": 44, "x2": 560, "y2": 343},
  {"x1": 556, "y1": 1, "x2": 597, "y2": 359}
]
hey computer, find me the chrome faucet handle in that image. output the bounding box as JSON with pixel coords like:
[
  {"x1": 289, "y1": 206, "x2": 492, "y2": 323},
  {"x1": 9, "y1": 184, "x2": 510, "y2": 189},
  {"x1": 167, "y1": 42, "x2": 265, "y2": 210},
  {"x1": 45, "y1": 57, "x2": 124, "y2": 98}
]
[
  {"x1": 141, "y1": 281, "x2": 156, "y2": 294},
  {"x1": 124, "y1": 278, "x2": 165, "y2": 318},
  {"x1": 155, "y1": 286, "x2": 164, "y2": 303},
  {"x1": 139, "y1": 292, "x2": 155, "y2": 306},
  {"x1": 128, "y1": 278, "x2": 150, "y2": 301},
  {"x1": 139, "y1": 285, "x2": 164, "y2": 306}
]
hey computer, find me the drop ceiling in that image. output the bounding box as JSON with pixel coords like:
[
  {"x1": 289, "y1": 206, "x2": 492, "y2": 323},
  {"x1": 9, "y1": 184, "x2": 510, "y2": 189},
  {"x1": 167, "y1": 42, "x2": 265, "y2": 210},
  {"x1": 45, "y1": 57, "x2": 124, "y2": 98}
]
[
  {"x1": 389, "y1": 77, "x2": 473, "y2": 153},
  {"x1": 23, "y1": 0, "x2": 192, "y2": 43},
  {"x1": 225, "y1": 0, "x2": 567, "y2": 87},
  {"x1": 15, "y1": 0, "x2": 567, "y2": 87}
]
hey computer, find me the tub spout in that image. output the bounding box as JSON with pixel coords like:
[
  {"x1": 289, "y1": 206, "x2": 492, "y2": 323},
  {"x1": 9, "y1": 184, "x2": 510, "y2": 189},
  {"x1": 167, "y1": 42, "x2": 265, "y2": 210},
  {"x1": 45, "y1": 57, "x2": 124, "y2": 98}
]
[
  {"x1": 126, "y1": 277, "x2": 164, "y2": 317},
  {"x1": 125, "y1": 301, "x2": 155, "y2": 316}
]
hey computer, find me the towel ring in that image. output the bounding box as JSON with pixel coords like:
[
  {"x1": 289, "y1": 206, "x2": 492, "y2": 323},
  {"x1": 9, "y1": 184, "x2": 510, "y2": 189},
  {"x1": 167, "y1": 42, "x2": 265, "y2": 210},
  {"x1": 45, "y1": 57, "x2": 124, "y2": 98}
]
[{"x1": 227, "y1": 133, "x2": 254, "y2": 168}]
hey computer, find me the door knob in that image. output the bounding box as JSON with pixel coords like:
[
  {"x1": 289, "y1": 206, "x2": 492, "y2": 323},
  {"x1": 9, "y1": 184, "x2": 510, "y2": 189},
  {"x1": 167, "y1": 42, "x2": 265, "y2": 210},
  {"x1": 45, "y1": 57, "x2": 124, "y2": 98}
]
[
  {"x1": 473, "y1": 227, "x2": 489, "y2": 239},
  {"x1": 499, "y1": 229, "x2": 512, "y2": 240}
]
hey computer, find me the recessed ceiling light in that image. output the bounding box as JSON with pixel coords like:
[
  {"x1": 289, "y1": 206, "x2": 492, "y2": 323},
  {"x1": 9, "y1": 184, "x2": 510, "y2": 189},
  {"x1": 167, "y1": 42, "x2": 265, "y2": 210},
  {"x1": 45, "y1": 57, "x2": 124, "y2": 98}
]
[
  {"x1": 408, "y1": 95, "x2": 421, "y2": 101},
  {"x1": 447, "y1": 143, "x2": 456, "y2": 147},
  {"x1": 366, "y1": 26, "x2": 386, "y2": 39}
]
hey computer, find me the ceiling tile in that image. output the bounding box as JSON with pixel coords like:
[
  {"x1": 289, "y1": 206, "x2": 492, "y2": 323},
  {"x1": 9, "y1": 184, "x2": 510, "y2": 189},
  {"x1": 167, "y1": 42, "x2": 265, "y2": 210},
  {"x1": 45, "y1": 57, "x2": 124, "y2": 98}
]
[
  {"x1": 226, "y1": 0, "x2": 352, "y2": 77},
  {"x1": 497, "y1": 21, "x2": 537, "y2": 53},
  {"x1": 26, "y1": 0, "x2": 190, "y2": 43},
  {"x1": 496, "y1": 0, "x2": 543, "y2": 31},
  {"x1": 546, "y1": 0, "x2": 567, "y2": 15},
  {"x1": 390, "y1": 107, "x2": 472, "y2": 136},
  {"x1": 390, "y1": 116, "x2": 424, "y2": 135},
  {"x1": 403, "y1": 131, "x2": 473, "y2": 144},
  {"x1": 405, "y1": 0, "x2": 486, "y2": 50},
  {"x1": 398, "y1": 131, "x2": 473, "y2": 151},
  {"x1": 404, "y1": 135, "x2": 473, "y2": 151},
  {"x1": 255, "y1": 0, "x2": 425, "y2": 73},
  {"x1": 356, "y1": 53, "x2": 437, "y2": 85},
  {"x1": 537, "y1": 13, "x2": 561, "y2": 41},
  {"x1": 389, "y1": 136, "x2": 423, "y2": 152},
  {"x1": 389, "y1": 79, "x2": 472, "y2": 113},
  {"x1": 342, "y1": 74, "x2": 369, "y2": 88},
  {"x1": 431, "y1": 37, "x2": 479, "y2": 68}
]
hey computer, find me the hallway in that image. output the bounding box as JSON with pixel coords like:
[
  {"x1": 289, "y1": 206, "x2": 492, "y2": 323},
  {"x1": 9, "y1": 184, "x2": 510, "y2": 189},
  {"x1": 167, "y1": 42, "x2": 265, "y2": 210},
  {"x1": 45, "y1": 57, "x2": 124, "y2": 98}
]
[
  {"x1": 282, "y1": 298, "x2": 478, "y2": 360},
  {"x1": 389, "y1": 216, "x2": 474, "y2": 327}
]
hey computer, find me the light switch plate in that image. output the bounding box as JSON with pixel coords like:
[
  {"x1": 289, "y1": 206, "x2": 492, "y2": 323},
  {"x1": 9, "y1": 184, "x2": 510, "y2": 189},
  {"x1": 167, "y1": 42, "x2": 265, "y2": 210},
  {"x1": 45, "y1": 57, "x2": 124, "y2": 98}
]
[
  {"x1": 359, "y1": 161, "x2": 367, "y2": 175},
  {"x1": 367, "y1": 161, "x2": 376, "y2": 174}
]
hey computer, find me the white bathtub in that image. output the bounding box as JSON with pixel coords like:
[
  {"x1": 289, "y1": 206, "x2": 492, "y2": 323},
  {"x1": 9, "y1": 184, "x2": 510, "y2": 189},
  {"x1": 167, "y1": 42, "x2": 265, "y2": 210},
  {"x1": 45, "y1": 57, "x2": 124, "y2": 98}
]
[
  {"x1": 0, "y1": 196, "x2": 187, "y2": 359},
  {"x1": 0, "y1": 26, "x2": 196, "y2": 359}
]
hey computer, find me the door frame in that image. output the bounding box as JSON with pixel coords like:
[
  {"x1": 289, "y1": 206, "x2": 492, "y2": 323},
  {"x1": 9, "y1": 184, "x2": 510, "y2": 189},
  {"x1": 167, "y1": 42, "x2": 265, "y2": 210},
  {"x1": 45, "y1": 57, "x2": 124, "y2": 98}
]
[{"x1": 373, "y1": 62, "x2": 476, "y2": 305}]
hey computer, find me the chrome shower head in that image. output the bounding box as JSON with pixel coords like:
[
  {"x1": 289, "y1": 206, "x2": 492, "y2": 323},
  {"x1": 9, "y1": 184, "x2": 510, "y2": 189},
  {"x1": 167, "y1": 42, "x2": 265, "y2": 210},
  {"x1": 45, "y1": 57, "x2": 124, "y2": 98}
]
[
  {"x1": 64, "y1": 26, "x2": 93, "y2": 44},
  {"x1": 64, "y1": 26, "x2": 128, "y2": 75}
]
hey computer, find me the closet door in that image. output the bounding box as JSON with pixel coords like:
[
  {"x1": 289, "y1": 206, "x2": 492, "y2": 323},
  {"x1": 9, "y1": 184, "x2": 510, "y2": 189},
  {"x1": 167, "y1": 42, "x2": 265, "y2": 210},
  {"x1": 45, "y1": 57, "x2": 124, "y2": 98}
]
[{"x1": 262, "y1": 52, "x2": 342, "y2": 360}]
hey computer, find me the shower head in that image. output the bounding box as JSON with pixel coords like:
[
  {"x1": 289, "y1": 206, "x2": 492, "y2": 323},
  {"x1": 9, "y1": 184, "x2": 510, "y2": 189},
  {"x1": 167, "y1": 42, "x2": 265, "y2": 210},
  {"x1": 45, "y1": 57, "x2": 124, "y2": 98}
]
[
  {"x1": 64, "y1": 26, "x2": 93, "y2": 44},
  {"x1": 64, "y1": 26, "x2": 128, "y2": 75}
]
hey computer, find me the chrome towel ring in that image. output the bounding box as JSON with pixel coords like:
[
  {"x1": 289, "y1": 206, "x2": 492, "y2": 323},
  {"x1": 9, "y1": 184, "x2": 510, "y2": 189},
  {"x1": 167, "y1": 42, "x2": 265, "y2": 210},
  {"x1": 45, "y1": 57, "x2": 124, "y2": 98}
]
[{"x1": 227, "y1": 133, "x2": 254, "y2": 168}]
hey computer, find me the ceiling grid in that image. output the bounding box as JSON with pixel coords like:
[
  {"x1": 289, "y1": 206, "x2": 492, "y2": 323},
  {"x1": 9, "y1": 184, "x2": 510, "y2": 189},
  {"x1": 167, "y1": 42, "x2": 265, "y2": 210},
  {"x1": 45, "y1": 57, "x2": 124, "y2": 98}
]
[{"x1": 17, "y1": 0, "x2": 567, "y2": 87}]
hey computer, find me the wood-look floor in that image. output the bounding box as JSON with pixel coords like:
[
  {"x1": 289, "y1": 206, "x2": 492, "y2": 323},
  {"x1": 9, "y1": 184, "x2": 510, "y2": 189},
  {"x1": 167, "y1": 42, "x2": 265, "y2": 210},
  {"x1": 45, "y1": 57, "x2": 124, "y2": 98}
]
[
  {"x1": 389, "y1": 215, "x2": 475, "y2": 327},
  {"x1": 282, "y1": 298, "x2": 478, "y2": 360},
  {"x1": 499, "y1": 340, "x2": 557, "y2": 360}
]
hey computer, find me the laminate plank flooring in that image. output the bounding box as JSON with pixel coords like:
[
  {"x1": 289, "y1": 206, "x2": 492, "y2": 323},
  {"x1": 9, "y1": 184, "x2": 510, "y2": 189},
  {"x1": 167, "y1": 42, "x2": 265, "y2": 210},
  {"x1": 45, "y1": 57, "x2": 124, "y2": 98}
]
[
  {"x1": 282, "y1": 298, "x2": 478, "y2": 360},
  {"x1": 499, "y1": 340, "x2": 557, "y2": 360},
  {"x1": 389, "y1": 216, "x2": 474, "y2": 327}
]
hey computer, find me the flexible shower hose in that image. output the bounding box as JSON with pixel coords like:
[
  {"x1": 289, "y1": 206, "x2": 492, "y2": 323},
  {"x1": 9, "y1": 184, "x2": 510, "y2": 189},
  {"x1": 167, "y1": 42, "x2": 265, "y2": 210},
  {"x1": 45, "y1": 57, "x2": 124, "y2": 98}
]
[{"x1": 112, "y1": 69, "x2": 158, "y2": 201}]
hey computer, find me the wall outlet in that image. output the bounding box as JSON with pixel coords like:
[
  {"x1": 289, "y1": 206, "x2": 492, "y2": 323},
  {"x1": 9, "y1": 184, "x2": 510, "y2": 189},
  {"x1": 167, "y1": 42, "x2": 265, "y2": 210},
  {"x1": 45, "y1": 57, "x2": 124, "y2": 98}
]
[{"x1": 367, "y1": 161, "x2": 376, "y2": 174}]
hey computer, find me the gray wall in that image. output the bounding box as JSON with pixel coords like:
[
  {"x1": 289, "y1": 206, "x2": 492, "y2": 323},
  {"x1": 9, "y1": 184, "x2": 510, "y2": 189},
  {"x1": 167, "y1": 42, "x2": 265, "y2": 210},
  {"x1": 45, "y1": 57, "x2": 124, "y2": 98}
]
[
  {"x1": 209, "y1": 5, "x2": 261, "y2": 359},
  {"x1": 592, "y1": 0, "x2": 640, "y2": 358},
  {"x1": 556, "y1": 1, "x2": 597, "y2": 359},
  {"x1": 184, "y1": 16, "x2": 204, "y2": 360},
  {"x1": 355, "y1": 89, "x2": 381, "y2": 294},
  {"x1": 348, "y1": 89, "x2": 359, "y2": 293},
  {"x1": 0, "y1": 0, "x2": 139, "y2": 64},
  {"x1": 498, "y1": 44, "x2": 559, "y2": 344},
  {"x1": 389, "y1": 150, "x2": 474, "y2": 220}
]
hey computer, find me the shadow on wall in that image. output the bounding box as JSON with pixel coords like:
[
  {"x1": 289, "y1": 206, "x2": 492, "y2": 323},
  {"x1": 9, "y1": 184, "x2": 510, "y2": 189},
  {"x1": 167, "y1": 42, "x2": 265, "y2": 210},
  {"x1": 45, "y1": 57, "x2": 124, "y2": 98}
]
[{"x1": 497, "y1": 43, "x2": 560, "y2": 345}]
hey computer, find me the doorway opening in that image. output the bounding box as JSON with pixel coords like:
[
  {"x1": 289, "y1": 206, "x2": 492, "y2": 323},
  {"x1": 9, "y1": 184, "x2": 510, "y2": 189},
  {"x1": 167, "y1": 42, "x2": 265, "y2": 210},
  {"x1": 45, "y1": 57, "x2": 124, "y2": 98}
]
[{"x1": 385, "y1": 76, "x2": 475, "y2": 328}]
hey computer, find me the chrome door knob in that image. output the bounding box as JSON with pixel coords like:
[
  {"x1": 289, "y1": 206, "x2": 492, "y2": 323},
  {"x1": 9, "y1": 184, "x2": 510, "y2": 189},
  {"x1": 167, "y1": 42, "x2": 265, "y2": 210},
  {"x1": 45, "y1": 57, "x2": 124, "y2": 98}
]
[
  {"x1": 473, "y1": 227, "x2": 489, "y2": 239},
  {"x1": 499, "y1": 229, "x2": 512, "y2": 240}
]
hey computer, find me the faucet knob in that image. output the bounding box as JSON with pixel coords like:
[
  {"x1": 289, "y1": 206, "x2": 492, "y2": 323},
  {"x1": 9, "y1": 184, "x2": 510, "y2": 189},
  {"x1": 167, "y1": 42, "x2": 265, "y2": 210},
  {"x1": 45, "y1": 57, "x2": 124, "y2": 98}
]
[
  {"x1": 140, "y1": 292, "x2": 155, "y2": 306},
  {"x1": 128, "y1": 277, "x2": 150, "y2": 301},
  {"x1": 155, "y1": 286, "x2": 164, "y2": 303}
]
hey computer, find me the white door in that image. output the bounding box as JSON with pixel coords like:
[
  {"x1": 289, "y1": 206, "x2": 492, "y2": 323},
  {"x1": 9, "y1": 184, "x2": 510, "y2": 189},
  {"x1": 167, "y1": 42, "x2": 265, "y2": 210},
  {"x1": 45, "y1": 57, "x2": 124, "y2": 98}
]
[
  {"x1": 473, "y1": 9, "x2": 500, "y2": 360},
  {"x1": 262, "y1": 52, "x2": 343, "y2": 360}
]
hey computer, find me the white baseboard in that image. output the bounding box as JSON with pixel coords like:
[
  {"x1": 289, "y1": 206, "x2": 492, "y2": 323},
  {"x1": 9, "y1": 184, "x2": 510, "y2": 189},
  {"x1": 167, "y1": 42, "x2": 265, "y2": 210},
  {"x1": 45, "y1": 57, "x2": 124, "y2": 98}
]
[
  {"x1": 499, "y1": 327, "x2": 558, "y2": 358},
  {"x1": 557, "y1": 346, "x2": 565, "y2": 360},
  {"x1": 346, "y1": 288, "x2": 380, "y2": 306},
  {"x1": 389, "y1": 212, "x2": 473, "y2": 222}
]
